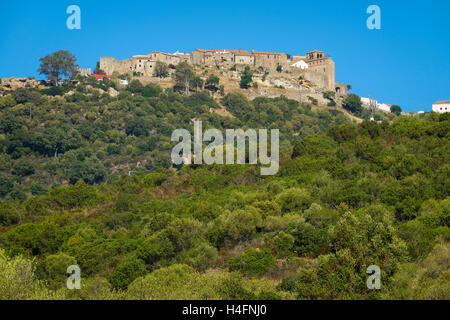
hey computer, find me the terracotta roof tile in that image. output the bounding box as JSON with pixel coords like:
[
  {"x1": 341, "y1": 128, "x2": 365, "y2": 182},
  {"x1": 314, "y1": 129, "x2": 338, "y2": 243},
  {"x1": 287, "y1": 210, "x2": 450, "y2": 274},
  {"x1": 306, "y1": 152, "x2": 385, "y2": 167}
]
[{"x1": 433, "y1": 100, "x2": 450, "y2": 104}]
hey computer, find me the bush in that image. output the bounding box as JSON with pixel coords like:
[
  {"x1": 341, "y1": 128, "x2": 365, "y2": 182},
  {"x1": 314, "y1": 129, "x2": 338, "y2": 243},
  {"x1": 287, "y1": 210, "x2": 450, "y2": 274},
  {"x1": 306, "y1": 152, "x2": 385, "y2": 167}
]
[
  {"x1": 327, "y1": 100, "x2": 336, "y2": 107},
  {"x1": 183, "y1": 242, "x2": 218, "y2": 271},
  {"x1": 35, "y1": 253, "x2": 77, "y2": 289},
  {"x1": 42, "y1": 86, "x2": 66, "y2": 97},
  {"x1": 141, "y1": 169, "x2": 173, "y2": 187},
  {"x1": 273, "y1": 232, "x2": 295, "y2": 258},
  {"x1": 12, "y1": 160, "x2": 35, "y2": 177},
  {"x1": 0, "y1": 249, "x2": 61, "y2": 299},
  {"x1": 128, "y1": 80, "x2": 143, "y2": 94},
  {"x1": 220, "y1": 207, "x2": 262, "y2": 243},
  {"x1": 0, "y1": 176, "x2": 14, "y2": 197},
  {"x1": 275, "y1": 188, "x2": 312, "y2": 213},
  {"x1": 30, "y1": 184, "x2": 48, "y2": 196},
  {"x1": 108, "y1": 256, "x2": 148, "y2": 290},
  {"x1": 229, "y1": 249, "x2": 275, "y2": 275},
  {"x1": 142, "y1": 84, "x2": 162, "y2": 97},
  {"x1": 49, "y1": 180, "x2": 101, "y2": 209}
]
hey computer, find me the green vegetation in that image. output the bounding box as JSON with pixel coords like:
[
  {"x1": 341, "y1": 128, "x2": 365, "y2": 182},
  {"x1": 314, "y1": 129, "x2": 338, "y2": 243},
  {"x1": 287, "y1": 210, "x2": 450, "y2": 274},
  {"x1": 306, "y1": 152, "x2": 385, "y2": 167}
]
[
  {"x1": 174, "y1": 62, "x2": 194, "y2": 95},
  {"x1": 93, "y1": 62, "x2": 106, "y2": 75},
  {"x1": 153, "y1": 61, "x2": 169, "y2": 79},
  {"x1": 240, "y1": 66, "x2": 253, "y2": 89},
  {"x1": 391, "y1": 105, "x2": 402, "y2": 116},
  {"x1": 38, "y1": 50, "x2": 78, "y2": 84},
  {"x1": 205, "y1": 74, "x2": 220, "y2": 92},
  {"x1": 0, "y1": 79, "x2": 352, "y2": 201},
  {"x1": 0, "y1": 78, "x2": 448, "y2": 300},
  {"x1": 342, "y1": 94, "x2": 363, "y2": 115}
]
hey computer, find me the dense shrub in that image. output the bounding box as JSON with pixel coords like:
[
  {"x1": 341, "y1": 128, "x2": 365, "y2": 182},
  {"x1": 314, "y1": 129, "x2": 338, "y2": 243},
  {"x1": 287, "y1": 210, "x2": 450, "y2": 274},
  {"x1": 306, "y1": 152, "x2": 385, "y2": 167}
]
[{"x1": 229, "y1": 249, "x2": 275, "y2": 275}]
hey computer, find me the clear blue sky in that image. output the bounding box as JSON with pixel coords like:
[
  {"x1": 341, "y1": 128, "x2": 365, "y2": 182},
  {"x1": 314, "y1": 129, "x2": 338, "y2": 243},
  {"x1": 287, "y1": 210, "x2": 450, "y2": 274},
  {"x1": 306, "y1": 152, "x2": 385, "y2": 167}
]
[{"x1": 1, "y1": 0, "x2": 449, "y2": 112}]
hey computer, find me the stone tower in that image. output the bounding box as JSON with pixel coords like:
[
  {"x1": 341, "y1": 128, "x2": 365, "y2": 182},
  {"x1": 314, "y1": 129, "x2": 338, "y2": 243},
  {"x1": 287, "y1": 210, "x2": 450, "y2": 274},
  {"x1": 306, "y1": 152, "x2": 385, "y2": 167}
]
[{"x1": 305, "y1": 50, "x2": 335, "y2": 91}]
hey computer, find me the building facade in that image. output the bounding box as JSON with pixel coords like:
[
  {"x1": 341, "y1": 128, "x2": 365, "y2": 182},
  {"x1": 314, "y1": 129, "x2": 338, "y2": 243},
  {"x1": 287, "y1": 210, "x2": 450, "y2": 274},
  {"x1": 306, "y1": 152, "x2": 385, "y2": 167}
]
[
  {"x1": 98, "y1": 48, "x2": 340, "y2": 92},
  {"x1": 305, "y1": 50, "x2": 335, "y2": 91},
  {"x1": 432, "y1": 100, "x2": 450, "y2": 113},
  {"x1": 100, "y1": 51, "x2": 188, "y2": 76}
]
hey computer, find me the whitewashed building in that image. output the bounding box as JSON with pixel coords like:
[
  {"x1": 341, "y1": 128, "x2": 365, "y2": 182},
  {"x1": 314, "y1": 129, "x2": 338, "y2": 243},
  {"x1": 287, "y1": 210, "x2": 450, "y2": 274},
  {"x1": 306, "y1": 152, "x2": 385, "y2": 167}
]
[
  {"x1": 361, "y1": 97, "x2": 392, "y2": 113},
  {"x1": 290, "y1": 59, "x2": 308, "y2": 70},
  {"x1": 432, "y1": 100, "x2": 450, "y2": 113},
  {"x1": 377, "y1": 103, "x2": 392, "y2": 112}
]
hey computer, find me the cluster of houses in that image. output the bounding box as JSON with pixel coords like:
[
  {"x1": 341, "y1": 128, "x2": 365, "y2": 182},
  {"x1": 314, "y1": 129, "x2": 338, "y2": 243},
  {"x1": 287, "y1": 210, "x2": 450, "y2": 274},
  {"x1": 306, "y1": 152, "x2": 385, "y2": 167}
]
[
  {"x1": 361, "y1": 97, "x2": 449, "y2": 115},
  {"x1": 361, "y1": 97, "x2": 393, "y2": 113},
  {"x1": 96, "y1": 48, "x2": 337, "y2": 91}
]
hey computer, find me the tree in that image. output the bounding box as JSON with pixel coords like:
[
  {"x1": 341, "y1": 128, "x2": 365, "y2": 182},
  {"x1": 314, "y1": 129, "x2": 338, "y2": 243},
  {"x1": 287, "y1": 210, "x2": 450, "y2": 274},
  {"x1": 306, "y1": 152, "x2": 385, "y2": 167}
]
[
  {"x1": 93, "y1": 62, "x2": 106, "y2": 75},
  {"x1": 276, "y1": 64, "x2": 283, "y2": 73},
  {"x1": 295, "y1": 206, "x2": 407, "y2": 299},
  {"x1": 154, "y1": 61, "x2": 169, "y2": 79},
  {"x1": 391, "y1": 105, "x2": 402, "y2": 116},
  {"x1": 108, "y1": 256, "x2": 147, "y2": 290},
  {"x1": 342, "y1": 94, "x2": 363, "y2": 115},
  {"x1": 37, "y1": 50, "x2": 78, "y2": 84},
  {"x1": 346, "y1": 84, "x2": 352, "y2": 91},
  {"x1": 190, "y1": 76, "x2": 204, "y2": 92},
  {"x1": 205, "y1": 74, "x2": 220, "y2": 91},
  {"x1": 174, "y1": 62, "x2": 194, "y2": 95},
  {"x1": 0, "y1": 249, "x2": 62, "y2": 299},
  {"x1": 128, "y1": 79, "x2": 143, "y2": 94},
  {"x1": 240, "y1": 66, "x2": 253, "y2": 89}
]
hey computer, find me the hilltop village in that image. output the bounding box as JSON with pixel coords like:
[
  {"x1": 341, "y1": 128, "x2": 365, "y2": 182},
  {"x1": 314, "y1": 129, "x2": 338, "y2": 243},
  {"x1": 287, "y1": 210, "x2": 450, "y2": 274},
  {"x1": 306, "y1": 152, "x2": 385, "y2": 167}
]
[
  {"x1": 3, "y1": 48, "x2": 426, "y2": 116},
  {"x1": 94, "y1": 48, "x2": 348, "y2": 106}
]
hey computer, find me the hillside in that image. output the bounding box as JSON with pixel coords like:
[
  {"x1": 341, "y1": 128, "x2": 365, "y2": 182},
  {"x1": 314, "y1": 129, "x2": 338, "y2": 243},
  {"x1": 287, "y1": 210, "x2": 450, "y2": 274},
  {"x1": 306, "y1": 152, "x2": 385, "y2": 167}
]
[
  {"x1": 0, "y1": 77, "x2": 353, "y2": 199},
  {"x1": 0, "y1": 80, "x2": 448, "y2": 299}
]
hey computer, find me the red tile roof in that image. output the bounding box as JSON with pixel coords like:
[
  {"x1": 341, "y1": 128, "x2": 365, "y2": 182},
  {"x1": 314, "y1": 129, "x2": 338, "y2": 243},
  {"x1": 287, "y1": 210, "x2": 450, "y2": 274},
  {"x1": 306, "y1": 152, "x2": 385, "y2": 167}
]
[
  {"x1": 253, "y1": 51, "x2": 284, "y2": 55},
  {"x1": 91, "y1": 74, "x2": 111, "y2": 79},
  {"x1": 433, "y1": 100, "x2": 450, "y2": 104},
  {"x1": 228, "y1": 49, "x2": 253, "y2": 56}
]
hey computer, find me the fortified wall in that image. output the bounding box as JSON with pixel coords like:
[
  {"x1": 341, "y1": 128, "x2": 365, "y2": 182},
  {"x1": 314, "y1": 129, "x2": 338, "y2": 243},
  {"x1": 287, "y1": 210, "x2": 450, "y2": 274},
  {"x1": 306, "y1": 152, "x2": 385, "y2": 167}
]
[{"x1": 100, "y1": 49, "x2": 342, "y2": 93}]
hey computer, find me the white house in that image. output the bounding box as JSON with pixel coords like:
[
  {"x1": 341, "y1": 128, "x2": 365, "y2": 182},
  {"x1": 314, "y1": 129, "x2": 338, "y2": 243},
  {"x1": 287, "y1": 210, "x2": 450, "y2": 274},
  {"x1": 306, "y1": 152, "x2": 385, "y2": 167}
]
[
  {"x1": 361, "y1": 97, "x2": 392, "y2": 113},
  {"x1": 432, "y1": 100, "x2": 450, "y2": 113},
  {"x1": 290, "y1": 59, "x2": 308, "y2": 70},
  {"x1": 120, "y1": 80, "x2": 129, "y2": 86},
  {"x1": 377, "y1": 103, "x2": 392, "y2": 112},
  {"x1": 361, "y1": 97, "x2": 376, "y2": 106}
]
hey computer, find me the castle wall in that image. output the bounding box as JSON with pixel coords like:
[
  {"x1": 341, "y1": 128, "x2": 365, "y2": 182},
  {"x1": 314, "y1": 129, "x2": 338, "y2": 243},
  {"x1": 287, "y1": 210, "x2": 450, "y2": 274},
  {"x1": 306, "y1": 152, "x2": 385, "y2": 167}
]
[
  {"x1": 306, "y1": 58, "x2": 335, "y2": 91},
  {"x1": 254, "y1": 52, "x2": 288, "y2": 71},
  {"x1": 100, "y1": 49, "x2": 337, "y2": 91}
]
